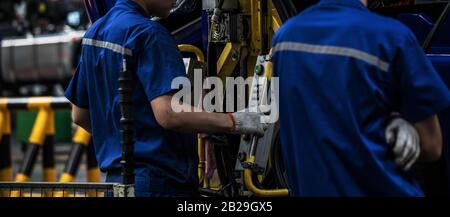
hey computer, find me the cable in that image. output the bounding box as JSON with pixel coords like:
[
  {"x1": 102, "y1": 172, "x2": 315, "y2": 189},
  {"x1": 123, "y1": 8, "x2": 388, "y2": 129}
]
[{"x1": 422, "y1": 1, "x2": 450, "y2": 52}]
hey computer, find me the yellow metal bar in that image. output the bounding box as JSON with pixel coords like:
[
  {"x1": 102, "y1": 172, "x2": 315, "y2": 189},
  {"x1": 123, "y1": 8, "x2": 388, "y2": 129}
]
[
  {"x1": 43, "y1": 168, "x2": 56, "y2": 182},
  {"x1": 0, "y1": 109, "x2": 9, "y2": 140},
  {"x1": 87, "y1": 168, "x2": 101, "y2": 183},
  {"x1": 0, "y1": 98, "x2": 7, "y2": 110},
  {"x1": 0, "y1": 110, "x2": 3, "y2": 142},
  {"x1": 87, "y1": 168, "x2": 101, "y2": 197},
  {"x1": 43, "y1": 109, "x2": 56, "y2": 184},
  {"x1": 28, "y1": 109, "x2": 51, "y2": 145},
  {"x1": 0, "y1": 168, "x2": 13, "y2": 181},
  {"x1": 53, "y1": 173, "x2": 77, "y2": 197},
  {"x1": 14, "y1": 173, "x2": 30, "y2": 182},
  {"x1": 46, "y1": 109, "x2": 55, "y2": 135},
  {"x1": 0, "y1": 166, "x2": 13, "y2": 197},
  {"x1": 73, "y1": 127, "x2": 91, "y2": 146},
  {"x1": 198, "y1": 136, "x2": 205, "y2": 184},
  {"x1": 243, "y1": 155, "x2": 289, "y2": 197},
  {"x1": 59, "y1": 173, "x2": 76, "y2": 182},
  {"x1": 217, "y1": 43, "x2": 242, "y2": 79},
  {"x1": 265, "y1": 53, "x2": 273, "y2": 80},
  {"x1": 11, "y1": 174, "x2": 31, "y2": 197},
  {"x1": 3, "y1": 110, "x2": 11, "y2": 134},
  {"x1": 27, "y1": 97, "x2": 52, "y2": 109},
  {"x1": 203, "y1": 177, "x2": 210, "y2": 189},
  {"x1": 0, "y1": 110, "x2": 12, "y2": 182},
  {"x1": 272, "y1": 11, "x2": 282, "y2": 32},
  {"x1": 178, "y1": 44, "x2": 205, "y2": 63},
  {"x1": 250, "y1": 0, "x2": 262, "y2": 54}
]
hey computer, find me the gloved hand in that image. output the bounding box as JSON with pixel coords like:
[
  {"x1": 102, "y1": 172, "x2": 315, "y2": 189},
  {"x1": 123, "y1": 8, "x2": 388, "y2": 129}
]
[
  {"x1": 228, "y1": 109, "x2": 268, "y2": 136},
  {"x1": 385, "y1": 117, "x2": 421, "y2": 171}
]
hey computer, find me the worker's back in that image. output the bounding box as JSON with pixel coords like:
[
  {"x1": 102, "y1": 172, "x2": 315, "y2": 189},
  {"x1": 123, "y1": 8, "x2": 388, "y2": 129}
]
[
  {"x1": 272, "y1": 0, "x2": 450, "y2": 196},
  {"x1": 65, "y1": 0, "x2": 198, "y2": 196}
]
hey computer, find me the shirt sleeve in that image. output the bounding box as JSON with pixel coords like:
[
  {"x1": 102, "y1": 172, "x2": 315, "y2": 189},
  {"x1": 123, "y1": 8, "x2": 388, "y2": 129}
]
[
  {"x1": 65, "y1": 60, "x2": 89, "y2": 109},
  {"x1": 137, "y1": 28, "x2": 187, "y2": 101},
  {"x1": 394, "y1": 31, "x2": 450, "y2": 123}
]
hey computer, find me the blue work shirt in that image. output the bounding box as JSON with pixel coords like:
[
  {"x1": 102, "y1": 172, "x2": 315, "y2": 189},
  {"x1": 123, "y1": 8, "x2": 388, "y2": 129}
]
[
  {"x1": 65, "y1": 0, "x2": 198, "y2": 195},
  {"x1": 272, "y1": 0, "x2": 450, "y2": 196}
]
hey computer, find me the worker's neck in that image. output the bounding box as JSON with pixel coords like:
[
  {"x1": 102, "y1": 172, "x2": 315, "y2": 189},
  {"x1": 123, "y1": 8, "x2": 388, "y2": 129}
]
[
  {"x1": 360, "y1": 0, "x2": 368, "y2": 7},
  {"x1": 132, "y1": 0, "x2": 150, "y2": 16}
]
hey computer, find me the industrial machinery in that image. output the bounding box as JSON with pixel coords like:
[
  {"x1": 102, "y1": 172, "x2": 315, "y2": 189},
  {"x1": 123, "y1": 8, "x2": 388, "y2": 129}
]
[{"x1": 77, "y1": 0, "x2": 450, "y2": 197}]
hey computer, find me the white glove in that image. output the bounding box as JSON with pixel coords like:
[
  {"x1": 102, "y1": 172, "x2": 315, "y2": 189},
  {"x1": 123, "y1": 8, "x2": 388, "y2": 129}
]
[
  {"x1": 385, "y1": 117, "x2": 421, "y2": 171},
  {"x1": 229, "y1": 110, "x2": 268, "y2": 136}
]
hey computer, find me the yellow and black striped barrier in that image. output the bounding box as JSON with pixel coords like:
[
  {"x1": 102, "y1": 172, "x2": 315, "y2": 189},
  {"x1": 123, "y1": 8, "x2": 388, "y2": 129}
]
[
  {"x1": 0, "y1": 97, "x2": 101, "y2": 197},
  {"x1": 0, "y1": 105, "x2": 12, "y2": 197},
  {"x1": 0, "y1": 97, "x2": 70, "y2": 110},
  {"x1": 0, "y1": 97, "x2": 67, "y2": 197},
  {"x1": 0, "y1": 109, "x2": 12, "y2": 182},
  {"x1": 59, "y1": 128, "x2": 92, "y2": 183},
  {"x1": 55, "y1": 128, "x2": 100, "y2": 197}
]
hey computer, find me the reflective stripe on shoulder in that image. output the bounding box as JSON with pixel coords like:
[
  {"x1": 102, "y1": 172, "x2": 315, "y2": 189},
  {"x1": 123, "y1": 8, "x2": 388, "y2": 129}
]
[
  {"x1": 273, "y1": 42, "x2": 390, "y2": 72},
  {"x1": 82, "y1": 38, "x2": 133, "y2": 56}
]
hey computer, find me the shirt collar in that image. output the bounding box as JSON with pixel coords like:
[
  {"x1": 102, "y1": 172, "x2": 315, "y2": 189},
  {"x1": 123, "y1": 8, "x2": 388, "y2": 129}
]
[
  {"x1": 115, "y1": 0, "x2": 150, "y2": 17},
  {"x1": 319, "y1": 0, "x2": 368, "y2": 11}
]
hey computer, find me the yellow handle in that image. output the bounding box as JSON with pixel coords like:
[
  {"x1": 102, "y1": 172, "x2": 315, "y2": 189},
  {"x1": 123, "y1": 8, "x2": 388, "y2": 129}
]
[
  {"x1": 178, "y1": 44, "x2": 205, "y2": 63},
  {"x1": 243, "y1": 156, "x2": 289, "y2": 197}
]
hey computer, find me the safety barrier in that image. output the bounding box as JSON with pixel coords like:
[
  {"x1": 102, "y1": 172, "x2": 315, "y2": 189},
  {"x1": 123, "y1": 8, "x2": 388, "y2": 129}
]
[{"x1": 0, "y1": 97, "x2": 100, "y2": 197}]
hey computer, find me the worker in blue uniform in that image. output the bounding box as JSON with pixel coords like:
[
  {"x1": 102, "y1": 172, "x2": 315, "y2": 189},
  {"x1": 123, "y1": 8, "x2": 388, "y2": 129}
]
[
  {"x1": 65, "y1": 0, "x2": 266, "y2": 197},
  {"x1": 272, "y1": 0, "x2": 450, "y2": 196}
]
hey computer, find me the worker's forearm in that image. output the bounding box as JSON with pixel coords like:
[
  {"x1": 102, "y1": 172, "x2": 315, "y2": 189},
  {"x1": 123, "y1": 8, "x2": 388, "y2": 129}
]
[
  {"x1": 414, "y1": 116, "x2": 443, "y2": 162},
  {"x1": 171, "y1": 111, "x2": 233, "y2": 134},
  {"x1": 72, "y1": 105, "x2": 92, "y2": 134},
  {"x1": 152, "y1": 95, "x2": 234, "y2": 133}
]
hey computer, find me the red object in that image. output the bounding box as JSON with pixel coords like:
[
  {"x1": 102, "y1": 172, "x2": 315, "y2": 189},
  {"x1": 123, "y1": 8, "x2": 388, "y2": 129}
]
[{"x1": 227, "y1": 113, "x2": 236, "y2": 133}]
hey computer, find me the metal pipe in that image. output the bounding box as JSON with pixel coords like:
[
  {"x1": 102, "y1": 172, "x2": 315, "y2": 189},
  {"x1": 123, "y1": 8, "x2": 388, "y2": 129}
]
[
  {"x1": 243, "y1": 155, "x2": 288, "y2": 197},
  {"x1": 178, "y1": 44, "x2": 205, "y2": 63}
]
